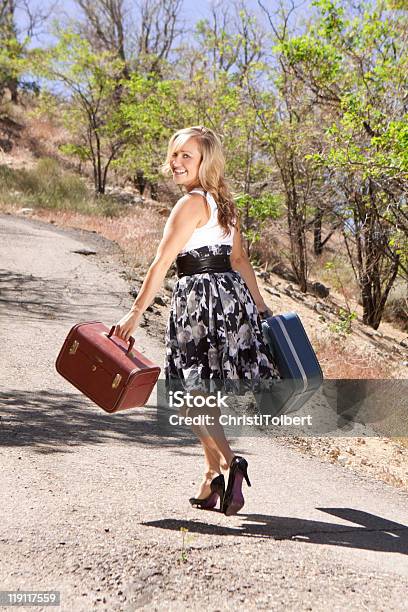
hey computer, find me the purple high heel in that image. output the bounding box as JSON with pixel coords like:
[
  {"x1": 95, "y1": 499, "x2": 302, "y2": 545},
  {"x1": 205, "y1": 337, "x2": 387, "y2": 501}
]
[
  {"x1": 222, "y1": 456, "x2": 251, "y2": 516},
  {"x1": 189, "y1": 474, "x2": 225, "y2": 510}
]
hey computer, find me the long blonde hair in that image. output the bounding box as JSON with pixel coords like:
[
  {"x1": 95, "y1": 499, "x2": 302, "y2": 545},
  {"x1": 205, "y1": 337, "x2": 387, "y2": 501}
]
[{"x1": 160, "y1": 125, "x2": 240, "y2": 239}]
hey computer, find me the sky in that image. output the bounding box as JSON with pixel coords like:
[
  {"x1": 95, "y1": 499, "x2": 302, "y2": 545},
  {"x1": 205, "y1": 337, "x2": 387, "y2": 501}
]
[
  {"x1": 15, "y1": 0, "x2": 307, "y2": 95},
  {"x1": 16, "y1": 0, "x2": 279, "y2": 48}
]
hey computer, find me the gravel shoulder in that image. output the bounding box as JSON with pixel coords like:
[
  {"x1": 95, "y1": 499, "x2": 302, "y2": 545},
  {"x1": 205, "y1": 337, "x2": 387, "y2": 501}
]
[{"x1": 1, "y1": 212, "x2": 408, "y2": 612}]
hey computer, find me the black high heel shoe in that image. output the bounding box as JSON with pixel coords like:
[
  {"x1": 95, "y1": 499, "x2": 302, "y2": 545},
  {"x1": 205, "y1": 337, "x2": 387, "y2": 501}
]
[
  {"x1": 189, "y1": 474, "x2": 225, "y2": 510},
  {"x1": 222, "y1": 456, "x2": 251, "y2": 516}
]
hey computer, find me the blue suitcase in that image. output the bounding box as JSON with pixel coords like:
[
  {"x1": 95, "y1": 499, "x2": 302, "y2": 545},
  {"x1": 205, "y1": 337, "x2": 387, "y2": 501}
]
[{"x1": 257, "y1": 312, "x2": 324, "y2": 417}]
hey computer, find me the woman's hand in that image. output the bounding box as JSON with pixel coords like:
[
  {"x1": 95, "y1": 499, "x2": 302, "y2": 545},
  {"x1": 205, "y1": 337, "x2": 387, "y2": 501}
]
[
  {"x1": 112, "y1": 310, "x2": 141, "y2": 342},
  {"x1": 256, "y1": 300, "x2": 273, "y2": 320}
]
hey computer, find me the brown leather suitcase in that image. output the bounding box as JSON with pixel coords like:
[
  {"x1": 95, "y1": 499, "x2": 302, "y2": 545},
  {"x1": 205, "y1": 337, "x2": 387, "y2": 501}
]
[{"x1": 55, "y1": 321, "x2": 161, "y2": 413}]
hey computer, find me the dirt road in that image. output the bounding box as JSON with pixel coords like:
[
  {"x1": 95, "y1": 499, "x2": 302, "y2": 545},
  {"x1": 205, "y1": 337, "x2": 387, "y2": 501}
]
[{"x1": 1, "y1": 213, "x2": 408, "y2": 611}]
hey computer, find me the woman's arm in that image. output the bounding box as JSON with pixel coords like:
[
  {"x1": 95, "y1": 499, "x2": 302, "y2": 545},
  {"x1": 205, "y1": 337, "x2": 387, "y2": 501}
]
[
  {"x1": 113, "y1": 193, "x2": 205, "y2": 340},
  {"x1": 230, "y1": 221, "x2": 270, "y2": 313}
]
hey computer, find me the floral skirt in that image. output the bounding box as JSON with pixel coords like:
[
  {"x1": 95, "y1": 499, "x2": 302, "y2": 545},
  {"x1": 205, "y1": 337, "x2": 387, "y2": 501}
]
[{"x1": 164, "y1": 245, "x2": 281, "y2": 396}]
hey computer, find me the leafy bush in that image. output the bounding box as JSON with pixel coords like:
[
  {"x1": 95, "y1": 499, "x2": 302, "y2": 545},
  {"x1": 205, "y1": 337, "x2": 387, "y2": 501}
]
[
  {"x1": 0, "y1": 158, "x2": 123, "y2": 216},
  {"x1": 329, "y1": 307, "x2": 357, "y2": 335}
]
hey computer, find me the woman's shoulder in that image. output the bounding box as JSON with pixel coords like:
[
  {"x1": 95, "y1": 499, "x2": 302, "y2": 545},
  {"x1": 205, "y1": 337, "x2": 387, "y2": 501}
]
[
  {"x1": 181, "y1": 190, "x2": 208, "y2": 209},
  {"x1": 177, "y1": 189, "x2": 205, "y2": 204},
  {"x1": 175, "y1": 190, "x2": 209, "y2": 223}
]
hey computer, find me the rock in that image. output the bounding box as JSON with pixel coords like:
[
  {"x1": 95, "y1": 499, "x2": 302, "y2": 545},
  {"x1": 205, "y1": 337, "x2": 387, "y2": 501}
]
[
  {"x1": 164, "y1": 279, "x2": 176, "y2": 292},
  {"x1": 72, "y1": 248, "x2": 97, "y2": 256},
  {"x1": 264, "y1": 287, "x2": 281, "y2": 298},
  {"x1": 154, "y1": 296, "x2": 167, "y2": 306},
  {"x1": 308, "y1": 281, "x2": 330, "y2": 298},
  {"x1": 283, "y1": 284, "x2": 307, "y2": 300},
  {"x1": 270, "y1": 263, "x2": 297, "y2": 283},
  {"x1": 400, "y1": 338, "x2": 408, "y2": 348},
  {"x1": 329, "y1": 447, "x2": 340, "y2": 460},
  {"x1": 364, "y1": 328, "x2": 383, "y2": 338},
  {"x1": 314, "y1": 302, "x2": 327, "y2": 313},
  {"x1": 283, "y1": 284, "x2": 296, "y2": 297},
  {"x1": 129, "y1": 286, "x2": 140, "y2": 298},
  {"x1": 0, "y1": 138, "x2": 13, "y2": 153}
]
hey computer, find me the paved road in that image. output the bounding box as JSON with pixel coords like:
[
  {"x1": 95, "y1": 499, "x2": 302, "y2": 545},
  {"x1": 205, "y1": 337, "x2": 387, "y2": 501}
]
[{"x1": 1, "y1": 213, "x2": 408, "y2": 612}]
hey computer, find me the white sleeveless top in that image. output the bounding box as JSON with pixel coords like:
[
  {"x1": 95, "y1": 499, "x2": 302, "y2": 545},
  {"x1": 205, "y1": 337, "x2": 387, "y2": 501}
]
[{"x1": 179, "y1": 188, "x2": 235, "y2": 254}]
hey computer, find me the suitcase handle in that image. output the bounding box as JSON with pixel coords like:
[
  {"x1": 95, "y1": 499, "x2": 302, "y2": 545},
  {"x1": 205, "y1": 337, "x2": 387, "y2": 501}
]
[{"x1": 107, "y1": 325, "x2": 135, "y2": 356}]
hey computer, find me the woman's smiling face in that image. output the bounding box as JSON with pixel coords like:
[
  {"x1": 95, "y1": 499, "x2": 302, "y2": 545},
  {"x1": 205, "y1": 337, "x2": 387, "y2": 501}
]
[{"x1": 170, "y1": 137, "x2": 202, "y2": 190}]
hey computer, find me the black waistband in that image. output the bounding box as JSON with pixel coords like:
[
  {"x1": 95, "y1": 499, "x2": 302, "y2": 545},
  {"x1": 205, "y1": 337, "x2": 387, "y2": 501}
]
[{"x1": 176, "y1": 253, "x2": 233, "y2": 278}]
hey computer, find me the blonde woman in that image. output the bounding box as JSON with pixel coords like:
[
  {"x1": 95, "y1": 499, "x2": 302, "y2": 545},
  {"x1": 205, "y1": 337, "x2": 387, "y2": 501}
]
[{"x1": 113, "y1": 126, "x2": 280, "y2": 515}]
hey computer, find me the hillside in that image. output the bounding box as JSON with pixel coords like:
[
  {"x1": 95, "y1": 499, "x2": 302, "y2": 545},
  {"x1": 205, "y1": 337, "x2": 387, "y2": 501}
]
[
  {"x1": 2, "y1": 113, "x2": 408, "y2": 497},
  {"x1": 1, "y1": 107, "x2": 407, "y2": 384}
]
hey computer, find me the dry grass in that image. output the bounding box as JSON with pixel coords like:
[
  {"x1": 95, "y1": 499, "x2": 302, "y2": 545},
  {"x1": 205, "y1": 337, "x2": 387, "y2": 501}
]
[
  {"x1": 0, "y1": 156, "x2": 167, "y2": 268},
  {"x1": 257, "y1": 214, "x2": 361, "y2": 305},
  {"x1": 24, "y1": 115, "x2": 70, "y2": 159},
  {"x1": 313, "y1": 335, "x2": 394, "y2": 379},
  {"x1": 255, "y1": 217, "x2": 288, "y2": 269},
  {"x1": 382, "y1": 279, "x2": 408, "y2": 332},
  {"x1": 0, "y1": 159, "x2": 92, "y2": 212},
  {"x1": 317, "y1": 251, "x2": 359, "y2": 302},
  {"x1": 16, "y1": 205, "x2": 166, "y2": 269}
]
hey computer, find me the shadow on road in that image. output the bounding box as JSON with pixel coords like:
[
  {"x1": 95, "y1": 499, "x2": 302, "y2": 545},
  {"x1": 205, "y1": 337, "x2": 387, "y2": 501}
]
[
  {"x1": 143, "y1": 508, "x2": 408, "y2": 554},
  {"x1": 0, "y1": 389, "x2": 211, "y2": 453},
  {"x1": 0, "y1": 268, "x2": 125, "y2": 322}
]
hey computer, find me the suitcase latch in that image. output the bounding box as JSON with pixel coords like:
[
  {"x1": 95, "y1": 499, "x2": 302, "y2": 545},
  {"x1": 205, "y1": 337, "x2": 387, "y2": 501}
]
[
  {"x1": 112, "y1": 374, "x2": 122, "y2": 389},
  {"x1": 69, "y1": 340, "x2": 79, "y2": 355}
]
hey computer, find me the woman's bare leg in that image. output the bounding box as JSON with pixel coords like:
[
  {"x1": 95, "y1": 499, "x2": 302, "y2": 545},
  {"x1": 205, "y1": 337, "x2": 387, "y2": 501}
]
[
  {"x1": 187, "y1": 389, "x2": 234, "y2": 461},
  {"x1": 203, "y1": 405, "x2": 235, "y2": 467},
  {"x1": 185, "y1": 390, "x2": 235, "y2": 498},
  {"x1": 192, "y1": 440, "x2": 222, "y2": 499},
  {"x1": 185, "y1": 409, "x2": 225, "y2": 498}
]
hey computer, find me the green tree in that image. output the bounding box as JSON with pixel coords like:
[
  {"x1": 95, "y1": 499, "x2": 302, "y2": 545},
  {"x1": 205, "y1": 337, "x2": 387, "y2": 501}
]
[
  {"x1": 116, "y1": 73, "x2": 190, "y2": 197},
  {"x1": 0, "y1": 0, "x2": 52, "y2": 105},
  {"x1": 235, "y1": 191, "x2": 282, "y2": 257},
  {"x1": 180, "y1": 4, "x2": 279, "y2": 254},
  {"x1": 0, "y1": 0, "x2": 26, "y2": 103},
  {"x1": 37, "y1": 30, "x2": 127, "y2": 194},
  {"x1": 278, "y1": 0, "x2": 408, "y2": 327},
  {"x1": 249, "y1": 2, "x2": 330, "y2": 292}
]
